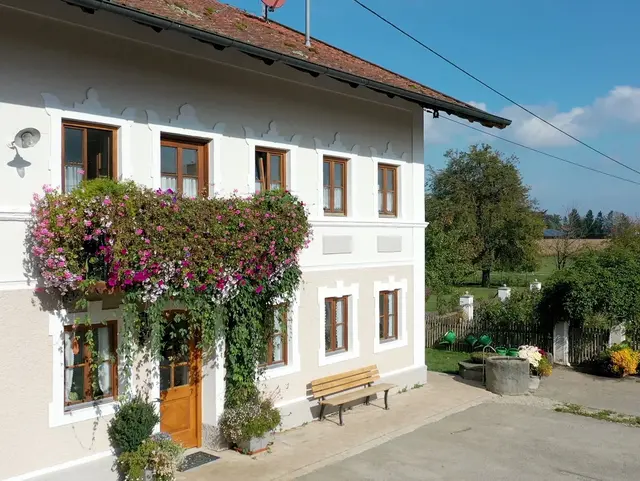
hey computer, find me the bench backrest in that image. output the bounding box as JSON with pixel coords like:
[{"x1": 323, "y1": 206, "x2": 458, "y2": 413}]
[{"x1": 311, "y1": 365, "x2": 380, "y2": 399}]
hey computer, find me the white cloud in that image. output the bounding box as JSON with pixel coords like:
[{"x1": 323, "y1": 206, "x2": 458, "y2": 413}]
[{"x1": 425, "y1": 86, "x2": 640, "y2": 148}]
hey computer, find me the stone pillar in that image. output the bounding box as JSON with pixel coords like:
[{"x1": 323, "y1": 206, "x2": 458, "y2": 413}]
[
  {"x1": 459, "y1": 292, "x2": 474, "y2": 321},
  {"x1": 609, "y1": 323, "x2": 626, "y2": 346},
  {"x1": 530, "y1": 279, "x2": 542, "y2": 291},
  {"x1": 553, "y1": 321, "x2": 570, "y2": 365},
  {"x1": 497, "y1": 284, "x2": 511, "y2": 302}
]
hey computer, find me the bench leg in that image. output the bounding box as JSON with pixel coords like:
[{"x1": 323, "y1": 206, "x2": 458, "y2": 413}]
[
  {"x1": 365, "y1": 395, "x2": 370, "y2": 406},
  {"x1": 384, "y1": 389, "x2": 390, "y2": 410},
  {"x1": 339, "y1": 405, "x2": 344, "y2": 426},
  {"x1": 319, "y1": 403, "x2": 326, "y2": 421}
]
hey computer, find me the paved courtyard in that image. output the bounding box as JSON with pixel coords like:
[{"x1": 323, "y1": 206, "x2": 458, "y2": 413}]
[{"x1": 297, "y1": 402, "x2": 640, "y2": 481}]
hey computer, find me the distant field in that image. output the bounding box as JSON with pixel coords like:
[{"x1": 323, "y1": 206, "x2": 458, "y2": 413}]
[{"x1": 538, "y1": 238, "x2": 608, "y2": 256}]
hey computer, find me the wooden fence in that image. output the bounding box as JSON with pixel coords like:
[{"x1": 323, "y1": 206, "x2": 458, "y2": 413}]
[
  {"x1": 425, "y1": 312, "x2": 553, "y2": 353},
  {"x1": 568, "y1": 327, "x2": 610, "y2": 365}
]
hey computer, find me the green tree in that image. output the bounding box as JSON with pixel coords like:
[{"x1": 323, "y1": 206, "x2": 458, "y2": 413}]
[
  {"x1": 593, "y1": 211, "x2": 605, "y2": 238},
  {"x1": 567, "y1": 208, "x2": 583, "y2": 235},
  {"x1": 604, "y1": 210, "x2": 615, "y2": 236},
  {"x1": 426, "y1": 144, "x2": 543, "y2": 287},
  {"x1": 583, "y1": 209, "x2": 595, "y2": 238},
  {"x1": 544, "y1": 213, "x2": 562, "y2": 230}
]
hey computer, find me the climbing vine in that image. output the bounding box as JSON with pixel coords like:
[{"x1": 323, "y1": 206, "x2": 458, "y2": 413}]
[{"x1": 27, "y1": 178, "x2": 311, "y2": 405}]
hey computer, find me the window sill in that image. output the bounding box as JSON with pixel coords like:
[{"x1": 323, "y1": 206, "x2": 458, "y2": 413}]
[
  {"x1": 373, "y1": 337, "x2": 407, "y2": 354},
  {"x1": 323, "y1": 212, "x2": 347, "y2": 217},
  {"x1": 50, "y1": 398, "x2": 118, "y2": 427},
  {"x1": 318, "y1": 347, "x2": 359, "y2": 367},
  {"x1": 261, "y1": 362, "x2": 301, "y2": 380}
]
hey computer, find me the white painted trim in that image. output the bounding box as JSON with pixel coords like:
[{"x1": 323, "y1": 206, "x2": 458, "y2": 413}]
[
  {"x1": 314, "y1": 133, "x2": 360, "y2": 218},
  {"x1": 373, "y1": 276, "x2": 409, "y2": 353},
  {"x1": 308, "y1": 218, "x2": 427, "y2": 228},
  {"x1": 0, "y1": 207, "x2": 30, "y2": 221},
  {"x1": 274, "y1": 395, "x2": 311, "y2": 409},
  {"x1": 380, "y1": 363, "x2": 424, "y2": 380},
  {"x1": 317, "y1": 281, "x2": 360, "y2": 367},
  {"x1": 243, "y1": 122, "x2": 302, "y2": 195},
  {"x1": 214, "y1": 340, "x2": 226, "y2": 424},
  {"x1": 262, "y1": 289, "x2": 302, "y2": 380},
  {"x1": 42, "y1": 89, "x2": 134, "y2": 189},
  {"x1": 302, "y1": 259, "x2": 414, "y2": 272},
  {"x1": 146, "y1": 105, "x2": 225, "y2": 194},
  {"x1": 4, "y1": 451, "x2": 113, "y2": 481},
  {"x1": 0, "y1": 280, "x2": 30, "y2": 291},
  {"x1": 48, "y1": 302, "x2": 127, "y2": 427}
]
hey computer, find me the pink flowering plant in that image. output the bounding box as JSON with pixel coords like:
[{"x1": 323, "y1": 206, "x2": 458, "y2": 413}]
[{"x1": 27, "y1": 179, "x2": 311, "y2": 408}]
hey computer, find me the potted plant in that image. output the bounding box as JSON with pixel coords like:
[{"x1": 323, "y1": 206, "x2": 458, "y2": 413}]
[
  {"x1": 116, "y1": 433, "x2": 184, "y2": 481},
  {"x1": 517, "y1": 345, "x2": 545, "y2": 390},
  {"x1": 219, "y1": 391, "x2": 281, "y2": 455}
]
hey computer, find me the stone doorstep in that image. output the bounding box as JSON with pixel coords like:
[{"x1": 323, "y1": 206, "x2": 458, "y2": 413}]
[{"x1": 180, "y1": 373, "x2": 496, "y2": 481}]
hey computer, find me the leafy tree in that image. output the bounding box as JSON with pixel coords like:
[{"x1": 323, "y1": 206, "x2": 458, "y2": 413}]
[
  {"x1": 583, "y1": 209, "x2": 595, "y2": 238},
  {"x1": 544, "y1": 213, "x2": 562, "y2": 230},
  {"x1": 604, "y1": 210, "x2": 615, "y2": 236},
  {"x1": 567, "y1": 208, "x2": 583, "y2": 235},
  {"x1": 426, "y1": 144, "x2": 543, "y2": 287}
]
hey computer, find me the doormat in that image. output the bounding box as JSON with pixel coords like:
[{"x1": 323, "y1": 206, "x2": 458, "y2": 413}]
[{"x1": 178, "y1": 451, "x2": 220, "y2": 472}]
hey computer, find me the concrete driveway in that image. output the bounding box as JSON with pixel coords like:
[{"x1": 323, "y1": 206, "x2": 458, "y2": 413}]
[{"x1": 297, "y1": 402, "x2": 640, "y2": 481}]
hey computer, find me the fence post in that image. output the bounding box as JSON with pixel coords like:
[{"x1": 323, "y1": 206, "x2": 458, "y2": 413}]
[
  {"x1": 609, "y1": 323, "x2": 626, "y2": 346},
  {"x1": 553, "y1": 321, "x2": 570, "y2": 365},
  {"x1": 530, "y1": 279, "x2": 542, "y2": 291},
  {"x1": 459, "y1": 292, "x2": 474, "y2": 321},
  {"x1": 497, "y1": 284, "x2": 511, "y2": 302}
]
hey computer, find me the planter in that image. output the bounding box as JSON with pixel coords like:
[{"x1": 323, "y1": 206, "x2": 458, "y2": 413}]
[
  {"x1": 485, "y1": 356, "x2": 530, "y2": 395},
  {"x1": 235, "y1": 433, "x2": 274, "y2": 455},
  {"x1": 143, "y1": 468, "x2": 155, "y2": 481},
  {"x1": 528, "y1": 375, "x2": 540, "y2": 391}
]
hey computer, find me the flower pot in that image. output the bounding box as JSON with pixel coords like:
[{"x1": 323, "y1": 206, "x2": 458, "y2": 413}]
[
  {"x1": 143, "y1": 468, "x2": 154, "y2": 481},
  {"x1": 235, "y1": 433, "x2": 274, "y2": 455},
  {"x1": 528, "y1": 375, "x2": 540, "y2": 391}
]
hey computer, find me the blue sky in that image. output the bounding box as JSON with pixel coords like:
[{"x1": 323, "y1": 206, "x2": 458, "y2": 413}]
[{"x1": 227, "y1": 0, "x2": 640, "y2": 215}]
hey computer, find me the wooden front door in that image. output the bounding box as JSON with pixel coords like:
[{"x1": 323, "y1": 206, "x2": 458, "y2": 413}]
[{"x1": 159, "y1": 319, "x2": 201, "y2": 448}]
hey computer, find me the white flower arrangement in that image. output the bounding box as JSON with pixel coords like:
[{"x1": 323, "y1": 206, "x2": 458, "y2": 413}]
[{"x1": 518, "y1": 345, "x2": 543, "y2": 368}]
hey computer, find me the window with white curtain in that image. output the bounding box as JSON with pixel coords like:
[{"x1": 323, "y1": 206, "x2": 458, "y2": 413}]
[
  {"x1": 62, "y1": 121, "x2": 116, "y2": 192},
  {"x1": 323, "y1": 156, "x2": 347, "y2": 215},
  {"x1": 260, "y1": 305, "x2": 288, "y2": 367},
  {"x1": 161, "y1": 136, "x2": 207, "y2": 197},
  {"x1": 325, "y1": 296, "x2": 349, "y2": 353},
  {"x1": 377, "y1": 164, "x2": 398, "y2": 217},
  {"x1": 63, "y1": 321, "x2": 117, "y2": 409}
]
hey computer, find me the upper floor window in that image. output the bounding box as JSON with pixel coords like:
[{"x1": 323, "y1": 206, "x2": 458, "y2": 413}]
[
  {"x1": 255, "y1": 148, "x2": 285, "y2": 193},
  {"x1": 260, "y1": 305, "x2": 288, "y2": 367},
  {"x1": 161, "y1": 136, "x2": 208, "y2": 197},
  {"x1": 62, "y1": 121, "x2": 116, "y2": 192},
  {"x1": 378, "y1": 164, "x2": 398, "y2": 217},
  {"x1": 323, "y1": 156, "x2": 347, "y2": 215},
  {"x1": 379, "y1": 290, "x2": 399, "y2": 341},
  {"x1": 64, "y1": 321, "x2": 117, "y2": 409},
  {"x1": 324, "y1": 296, "x2": 349, "y2": 354}
]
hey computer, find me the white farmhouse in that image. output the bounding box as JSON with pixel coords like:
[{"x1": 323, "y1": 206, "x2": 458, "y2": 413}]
[{"x1": 0, "y1": 1, "x2": 510, "y2": 479}]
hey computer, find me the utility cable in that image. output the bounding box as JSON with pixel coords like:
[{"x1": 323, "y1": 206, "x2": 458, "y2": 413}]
[
  {"x1": 352, "y1": 0, "x2": 640, "y2": 177},
  {"x1": 438, "y1": 115, "x2": 640, "y2": 186}
]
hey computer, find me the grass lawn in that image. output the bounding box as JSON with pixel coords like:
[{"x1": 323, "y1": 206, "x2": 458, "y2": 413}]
[{"x1": 425, "y1": 348, "x2": 469, "y2": 374}]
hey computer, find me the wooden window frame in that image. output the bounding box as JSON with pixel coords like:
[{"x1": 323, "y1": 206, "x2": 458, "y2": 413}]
[
  {"x1": 262, "y1": 305, "x2": 289, "y2": 368},
  {"x1": 63, "y1": 321, "x2": 118, "y2": 409},
  {"x1": 378, "y1": 164, "x2": 398, "y2": 217},
  {"x1": 255, "y1": 147, "x2": 286, "y2": 192},
  {"x1": 379, "y1": 289, "x2": 399, "y2": 342},
  {"x1": 61, "y1": 120, "x2": 118, "y2": 192},
  {"x1": 325, "y1": 296, "x2": 349, "y2": 354},
  {"x1": 161, "y1": 136, "x2": 209, "y2": 197},
  {"x1": 323, "y1": 156, "x2": 348, "y2": 216}
]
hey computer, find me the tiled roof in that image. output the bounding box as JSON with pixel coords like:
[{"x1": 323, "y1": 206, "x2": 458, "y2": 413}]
[{"x1": 75, "y1": 0, "x2": 510, "y2": 128}]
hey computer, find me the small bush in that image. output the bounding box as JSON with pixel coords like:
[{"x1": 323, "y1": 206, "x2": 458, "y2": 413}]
[
  {"x1": 469, "y1": 351, "x2": 500, "y2": 364},
  {"x1": 537, "y1": 356, "x2": 553, "y2": 377},
  {"x1": 219, "y1": 393, "x2": 281, "y2": 445},
  {"x1": 610, "y1": 347, "x2": 640, "y2": 377},
  {"x1": 108, "y1": 395, "x2": 160, "y2": 453},
  {"x1": 117, "y1": 437, "x2": 184, "y2": 481}
]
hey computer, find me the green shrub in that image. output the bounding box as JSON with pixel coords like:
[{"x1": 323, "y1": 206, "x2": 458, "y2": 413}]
[
  {"x1": 117, "y1": 436, "x2": 184, "y2": 481},
  {"x1": 107, "y1": 395, "x2": 160, "y2": 453},
  {"x1": 219, "y1": 393, "x2": 281, "y2": 445},
  {"x1": 475, "y1": 290, "x2": 541, "y2": 328}
]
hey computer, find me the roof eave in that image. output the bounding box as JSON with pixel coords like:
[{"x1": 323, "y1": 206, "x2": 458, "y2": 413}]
[{"x1": 62, "y1": 0, "x2": 511, "y2": 129}]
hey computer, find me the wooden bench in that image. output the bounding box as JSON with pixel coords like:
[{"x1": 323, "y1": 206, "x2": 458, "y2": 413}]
[{"x1": 311, "y1": 365, "x2": 395, "y2": 426}]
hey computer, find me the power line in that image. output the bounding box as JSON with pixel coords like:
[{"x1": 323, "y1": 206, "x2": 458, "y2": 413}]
[
  {"x1": 352, "y1": 0, "x2": 640, "y2": 177},
  {"x1": 439, "y1": 114, "x2": 640, "y2": 187}
]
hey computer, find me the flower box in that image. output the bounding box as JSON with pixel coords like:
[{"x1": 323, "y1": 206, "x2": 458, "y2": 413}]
[{"x1": 235, "y1": 433, "x2": 274, "y2": 455}]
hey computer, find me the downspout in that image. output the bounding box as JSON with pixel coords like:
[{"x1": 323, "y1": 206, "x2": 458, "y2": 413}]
[{"x1": 305, "y1": 0, "x2": 311, "y2": 47}]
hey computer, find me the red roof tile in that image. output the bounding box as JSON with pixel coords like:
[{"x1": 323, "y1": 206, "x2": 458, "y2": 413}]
[{"x1": 81, "y1": 0, "x2": 510, "y2": 127}]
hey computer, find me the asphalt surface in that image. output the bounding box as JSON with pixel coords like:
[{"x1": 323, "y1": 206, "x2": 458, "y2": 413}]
[{"x1": 297, "y1": 402, "x2": 640, "y2": 481}]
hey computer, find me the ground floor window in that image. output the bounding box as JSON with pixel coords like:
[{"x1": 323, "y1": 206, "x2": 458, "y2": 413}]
[
  {"x1": 261, "y1": 305, "x2": 288, "y2": 367},
  {"x1": 325, "y1": 296, "x2": 349, "y2": 354},
  {"x1": 63, "y1": 321, "x2": 117, "y2": 409},
  {"x1": 379, "y1": 290, "x2": 399, "y2": 341}
]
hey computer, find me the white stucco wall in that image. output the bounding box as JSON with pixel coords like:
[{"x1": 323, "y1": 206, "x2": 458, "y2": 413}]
[{"x1": 0, "y1": 2, "x2": 426, "y2": 479}]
